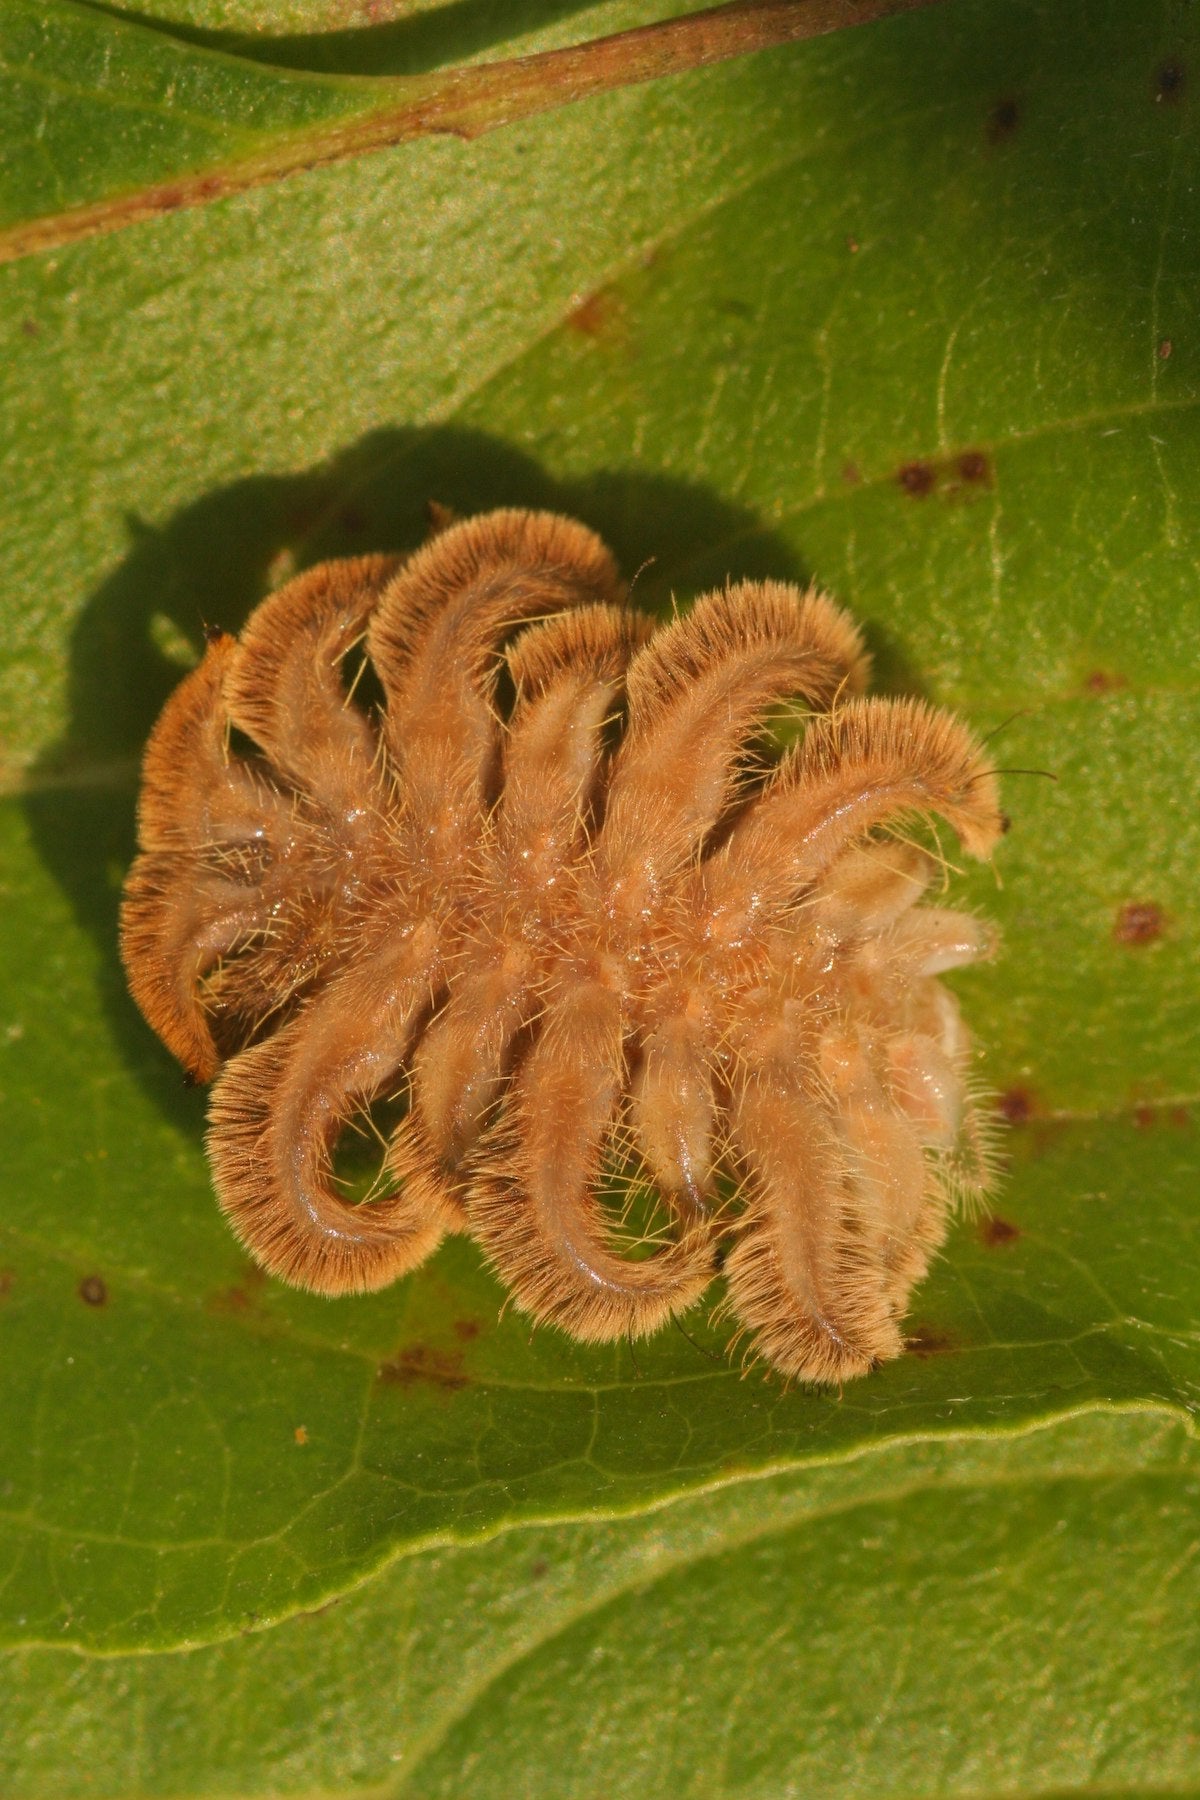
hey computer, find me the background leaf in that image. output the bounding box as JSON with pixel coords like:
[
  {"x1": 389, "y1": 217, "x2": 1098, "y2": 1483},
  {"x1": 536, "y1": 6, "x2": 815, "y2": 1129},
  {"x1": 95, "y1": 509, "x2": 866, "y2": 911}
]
[
  {"x1": 1, "y1": 0, "x2": 1198, "y2": 1790},
  {"x1": 0, "y1": 0, "x2": 868, "y2": 261},
  {"x1": 5, "y1": 1411, "x2": 1199, "y2": 1797}
]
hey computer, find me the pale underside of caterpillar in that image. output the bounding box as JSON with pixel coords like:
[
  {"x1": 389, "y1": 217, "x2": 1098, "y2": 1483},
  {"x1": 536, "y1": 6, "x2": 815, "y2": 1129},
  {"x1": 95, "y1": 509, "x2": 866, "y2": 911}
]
[{"x1": 120, "y1": 508, "x2": 1003, "y2": 1383}]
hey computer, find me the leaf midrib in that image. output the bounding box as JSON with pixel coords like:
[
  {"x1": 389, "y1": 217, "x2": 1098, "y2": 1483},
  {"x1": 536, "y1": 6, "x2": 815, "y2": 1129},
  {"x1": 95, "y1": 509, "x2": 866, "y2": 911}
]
[
  {"x1": 6, "y1": 1398, "x2": 1191, "y2": 1662},
  {"x1": 384, "y1": 1424, "x2": 1198, "y2": 1797}
]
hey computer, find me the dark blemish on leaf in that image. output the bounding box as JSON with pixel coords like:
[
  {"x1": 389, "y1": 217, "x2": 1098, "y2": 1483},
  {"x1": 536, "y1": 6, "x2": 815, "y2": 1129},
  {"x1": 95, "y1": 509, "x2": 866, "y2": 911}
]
[
  {"x1": 899, "y1": 451, "x2": 994, "y2": 501},
  {"x1": 847, "y1": 235, "x2": 860, "y2": 254},
  {"x1": 897, "y1": 461, "x2": 937, "y2": 497},
  {"x1": 453, "y1": 1317, "x2": 482, "y2": 1341},
  {"x1": 284, "y1": 491, "x2": 331, "y2": 537},
  {"x1": 1155, "y1": 59, "x2": 1186, "y2": 103},
  {"x1": 999, "y1": 811, "x2": 1013, "y2": 835},
  {"x1": 79, "y1": 1275, "x2": 108, "y2": 1307},
  {"x1": 207, "y1": 1284, "x2": 253, "y2": 1314},
  {"x1": 157, "y1": 187, "x2": 185, "y2": 212},
  {"x1": 294, "y1": 1425, "x2": 308, "y2": 1445},
  {"x1": 378, "y1": 1345, "x2": 468, "y2": 1391},
  {"x1": 907, "y1": 1323, "x2": 958, "y2": 1357},
  {"x1": 207, "y1": 1261, "x2": 267, "y2": 1314},
  {"x1": 529, "y1": 1557, "x2": 549, "y2": 1580},
  {"x1": 987, "y1": 96, "x2": 1021, "y2": 142},
  {"x1": 566, "y1": 289, "x2": 619, "y2": 339},
  {"x1": 716, "y1": 297, "x2": 753, "y2": 319},
  {"x1": 0, "y1": 1270, "x2": 14, "y2": 1300},
  {"x1": 295, "y1": 1596, "x2": 341, "y2": 1623},
  {"x1": 1114, "y1": 900, "x2": 1165, "y2": 945},
  {"x1": 21, "y1": 318, "x2": 39, "y2": 339},
  {"x1": 997, "y1": 1085, "x2": 1034, "y2": 1124},
  {"x1": 1131, "y1": 1101, "x2": 1189, "y2": 1130},
  {"x1": 979, "y1": 1215, "x2": 1021, "y2": 1247},
  {"x1": 842, "y1": 461, "x2": 862, "y2": 485},
  {"x1": 1158, "y1": 338, "x2": 1173, "y2": 359},
  {"x1": 1083, "y1": 669, "x2": 1128, "y2": 695}
]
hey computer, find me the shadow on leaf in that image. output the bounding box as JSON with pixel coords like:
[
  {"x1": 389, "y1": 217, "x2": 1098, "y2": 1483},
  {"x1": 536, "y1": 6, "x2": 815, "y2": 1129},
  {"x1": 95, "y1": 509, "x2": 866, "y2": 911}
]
[
  {"x1": 24, "y1": 423, "x2": 819, "y2": 1135},
  {"x1": 83, "y1": 0, "x2": 612, "y2": 76}
]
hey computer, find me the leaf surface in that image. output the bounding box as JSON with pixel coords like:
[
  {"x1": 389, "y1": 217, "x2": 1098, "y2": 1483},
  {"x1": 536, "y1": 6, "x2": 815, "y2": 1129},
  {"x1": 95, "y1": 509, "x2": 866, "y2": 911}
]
[
  {"x1": 5, "y1": 1411, "x2": 1199, "y2": 1798},
  {"x1": 1, "y1": 0, "x2": 1198, "y2": 1790},
  {"x1": 0, "y1": 0, "x2": 881, "y2": 262}
]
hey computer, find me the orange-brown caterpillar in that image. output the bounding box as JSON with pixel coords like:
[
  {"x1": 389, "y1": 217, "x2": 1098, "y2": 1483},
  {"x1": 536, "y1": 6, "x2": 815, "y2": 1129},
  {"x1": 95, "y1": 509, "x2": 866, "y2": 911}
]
[{"x1": 121, "y1": 509, "x2": 1002, "y2": 1383}]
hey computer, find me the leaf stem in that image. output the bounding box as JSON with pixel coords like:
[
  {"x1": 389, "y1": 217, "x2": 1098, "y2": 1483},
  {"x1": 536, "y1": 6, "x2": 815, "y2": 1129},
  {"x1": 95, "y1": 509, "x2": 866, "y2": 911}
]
[{"x1": 3, "y1": 0, "x2": 944, "y2": 265}]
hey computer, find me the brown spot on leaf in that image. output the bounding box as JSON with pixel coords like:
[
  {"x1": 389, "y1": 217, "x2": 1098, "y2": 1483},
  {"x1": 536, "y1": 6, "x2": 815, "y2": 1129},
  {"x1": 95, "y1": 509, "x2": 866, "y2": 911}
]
[
  {"x1": 79, "y1": 1275, "x2": 108, "y2": 1307},
  {"x1": 207, "y1": 1285, "x2": 252, "y2": 1314},
  {"x1": 294, "y1": 1425, "x2": 308, "y2": 1445},
  {"x1": 566, "y1": 289, "x2": 620, "y2": 339},
  {"x1": 207, "y1": 1261, "x2": 267, "y2": 1315},
  {"x1": 1155, "y1": 59, "x2": 1186, "y2": 103},
  {"x1": 1114, "y1": 900, "x2": 1165, "y2": 945},
  {"x1": 338, "y1": 506, "x2": 368, "y2": 536},
  {"x1": 453, "y1": 1317, "x2": 482, "y2": 1341},
  {"x1": 997, "y1": 1086, "x2": 1035, "y2": 1124},
  {"x1": 907, "y1": 1323, "x2": 958, "y2": 1358},
  {"x1": 1131, "y1": 1102, "x2": 1190, "y2": 1130},
  {"x1": 841, "y1": 460, "x2": 862, "y2": 485},
  {"x1": 847, "y1": 235, "x2": 860, "y2": 254},
  {"x1": 897, "y1": 460, "x2": 936, "y2": 497},
  {"x1": 529, "y1": 1557, "x2": 549, "y2": 1580},
  {"x1": 0, "y1": 1269, "x2": 14, "y2": 1300},
  {"x1": 378, "y1": 1344, "x2": 468, "y2": 1391},
  {"x1": 21, "y1": 318, "x2": 39, "y2": 339},
  {"x1": 979, "y1": 1215, "x2": 1021, "y2": 1247},
  {"x1": 1083, "y1": 669, "x2": 1128, "y2": 695},
  {"x1": 295, "y1": 1596, "x2": 341, "y2": 1622},
  {"x1": 283, "y1": 490, "x2": 331, "y2": 537},
  {"x1": 1158, "y1": 338, "x2": 1173, "y2": 359},
  {"x1": 897, "y1": 451, "x2": 992, "y2": 501},
  {"x1": 987, "y1": 96, "x2": 1021, "y2": 142}
]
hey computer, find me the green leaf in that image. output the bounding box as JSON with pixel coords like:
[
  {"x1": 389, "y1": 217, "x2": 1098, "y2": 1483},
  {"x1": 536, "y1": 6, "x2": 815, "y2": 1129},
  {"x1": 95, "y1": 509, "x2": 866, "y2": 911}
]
[
  {"x1": 1, "y1": 0, "x2": 1198, "y2": 1790},
  {"x1": 0, "y1": 0, "x2": 891, "y2": 263},
  {"x1": 5, "y1": 1411, "x2": 1199, "y2": 1797},
  {"x1": 0, "y1": 0, "x2": 601, "y2": 254}
]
